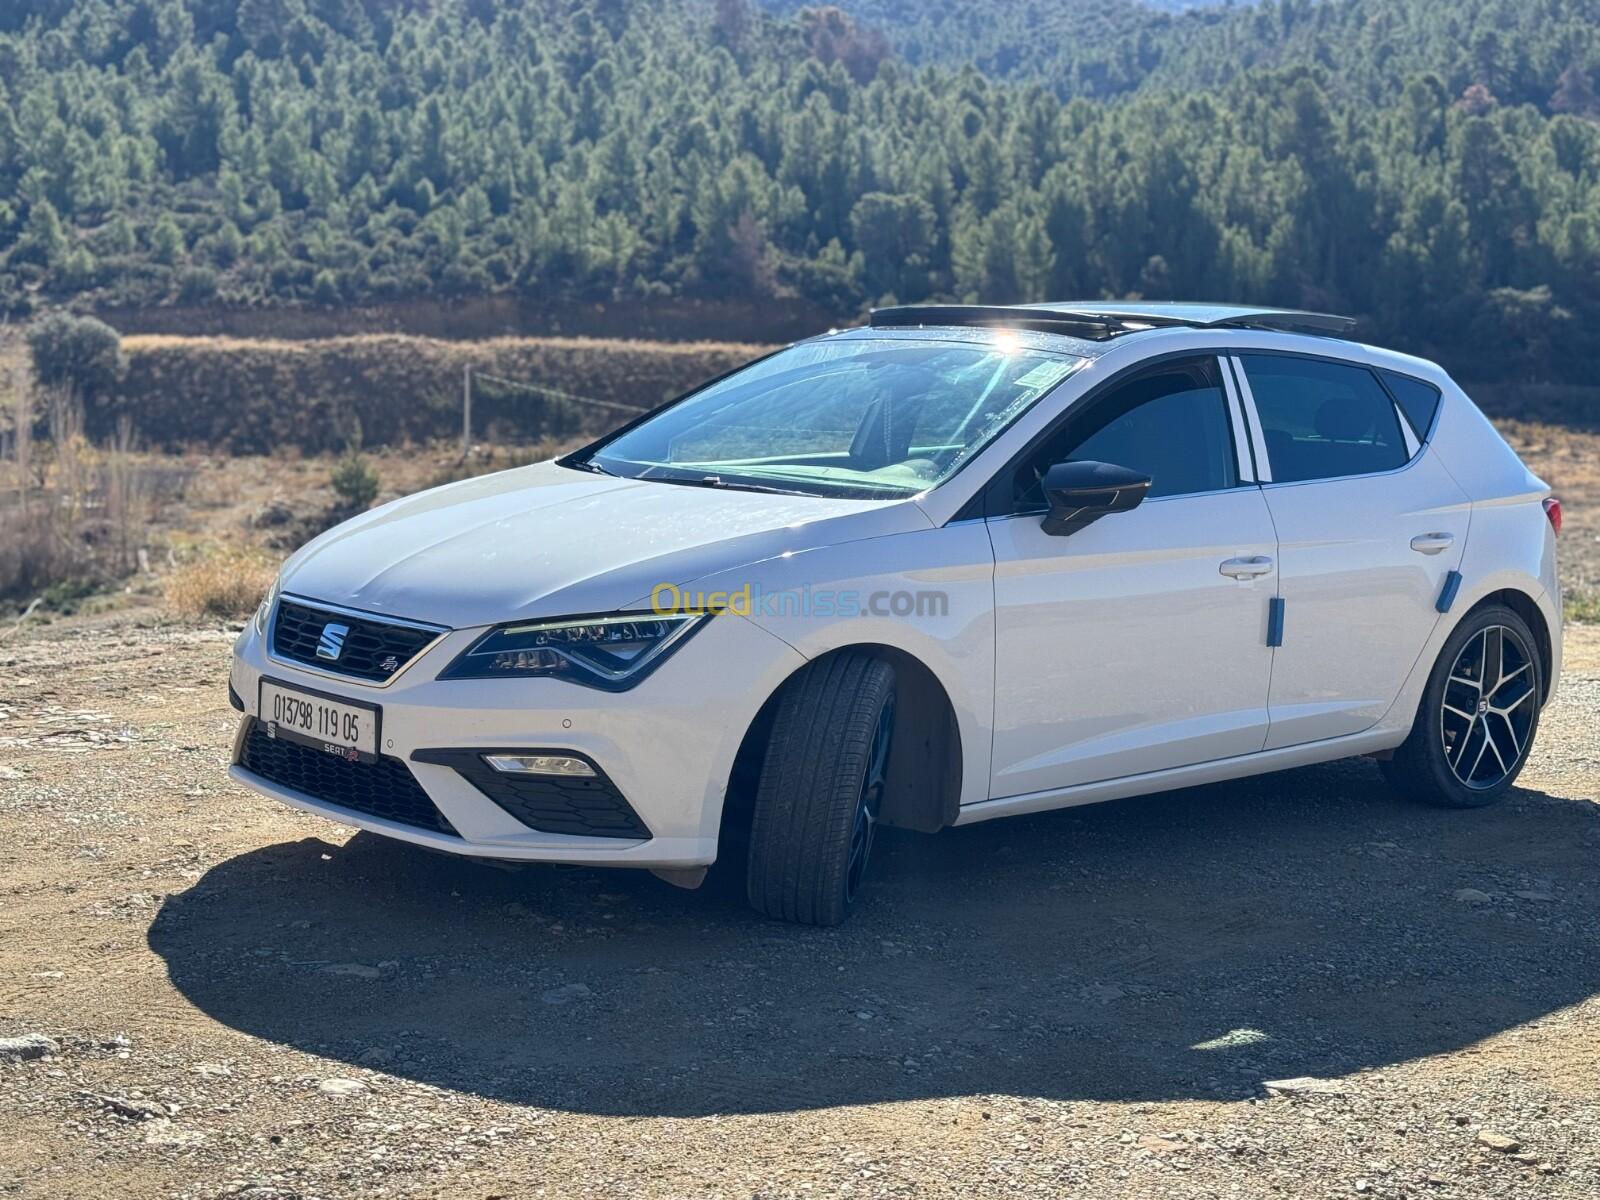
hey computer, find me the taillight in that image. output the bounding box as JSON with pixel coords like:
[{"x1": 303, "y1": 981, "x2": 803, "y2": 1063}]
[{"x1": 1543, "y1": 497, "x2": 1562, "y2": 536}]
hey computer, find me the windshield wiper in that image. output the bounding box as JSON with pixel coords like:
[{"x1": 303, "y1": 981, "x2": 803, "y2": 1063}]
[
  {"x1": 561, "y1": 456, "x2": 614, "y2": 477},
  {"x1": 643, "y1": 472, "x2": 812, "y2": 497}
]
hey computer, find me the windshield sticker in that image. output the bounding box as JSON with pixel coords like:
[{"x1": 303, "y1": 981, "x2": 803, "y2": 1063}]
[{"x1": 1012, "y1": 360, "x2": 1075, "y2": 392}]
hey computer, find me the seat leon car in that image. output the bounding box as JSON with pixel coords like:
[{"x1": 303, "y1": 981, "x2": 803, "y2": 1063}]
[{"x1": 229, "y1": 303, "x2": 1562, "y2": 925}]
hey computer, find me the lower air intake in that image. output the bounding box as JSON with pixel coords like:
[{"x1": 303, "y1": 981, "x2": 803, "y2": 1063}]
[{"x1": 240, "y1": 721, "x2": 458, "y2": 837}]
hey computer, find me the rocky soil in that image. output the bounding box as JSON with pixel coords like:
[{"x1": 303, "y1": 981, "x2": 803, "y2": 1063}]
[{"x1": 1, "y1": 613, "x2": 1597, "y2": 1199}]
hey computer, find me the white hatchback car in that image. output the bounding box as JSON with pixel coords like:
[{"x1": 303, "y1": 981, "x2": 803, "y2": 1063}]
[{"x1": 229, "y1": 303, "x2": 1562, "y2": 925}]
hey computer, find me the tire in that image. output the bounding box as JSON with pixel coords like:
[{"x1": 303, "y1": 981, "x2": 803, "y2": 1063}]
[
  {"x1": 1380, "y1": 604, "x2": 1543, "y2": 808},
  {"x1": 745, "y1": 653, "x2": 896, "y2": 926}
]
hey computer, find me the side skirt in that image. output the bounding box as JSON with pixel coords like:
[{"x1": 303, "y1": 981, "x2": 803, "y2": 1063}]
[{"x1": 955, "y1": 727, "x2": 1404, "y2": 826}]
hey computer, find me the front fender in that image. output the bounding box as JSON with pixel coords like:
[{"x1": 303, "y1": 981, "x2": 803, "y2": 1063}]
[{"x1": 655, "y1": 524, "x2": 998, "y2": 809}]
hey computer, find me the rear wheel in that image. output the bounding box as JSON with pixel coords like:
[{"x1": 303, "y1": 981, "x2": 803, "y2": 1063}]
[
  {"x1": 1381, "y1": 604, "x2": 1543, "y2": 808},
  {"x1": 746, "y1": 653, "x2": 896, "y2": 926}
]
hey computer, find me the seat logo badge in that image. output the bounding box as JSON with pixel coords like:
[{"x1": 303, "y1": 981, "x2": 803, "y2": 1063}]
[
  {"x1": 1478, "y1": 698, "x2": 1490, "y2": 714},
  {"x1": 316, "y1": 623, "x2": 350, "y2": 661},
  {"x1": 379, "y1": 654, "x2": 400, "y2": 674}
]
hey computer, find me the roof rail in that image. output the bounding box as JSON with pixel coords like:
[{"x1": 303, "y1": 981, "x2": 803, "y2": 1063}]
[
  {"x1": 868, "y1": 305, "x2": 1160, "y2": 341},
  {"x1": 1210, "y1": 311, "x2": 1357, "y2": 335},
  {"x1": 870, "y1": 302, "x2": 1358, "y2": 340}
]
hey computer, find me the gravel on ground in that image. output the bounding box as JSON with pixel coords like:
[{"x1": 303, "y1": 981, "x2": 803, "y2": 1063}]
[{"x1": 1, "y1": 612, "x2": 1597, "y2": 1199}]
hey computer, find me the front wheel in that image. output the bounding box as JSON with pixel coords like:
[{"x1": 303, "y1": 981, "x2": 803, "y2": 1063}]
[
  {"x1": 745, "y1": 653, "x2": 896, "y2": 926},
  {"x1": 1381, "y1": 604, "x2": 1543, "y2": 808}
]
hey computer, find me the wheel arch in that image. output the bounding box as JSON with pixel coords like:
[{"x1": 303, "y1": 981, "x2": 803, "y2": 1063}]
[
  {"x1": 721, "y1": 643, "x2": 963, "y2": 844},
  {"x1": 1460, "y1": 587, "x2": 1555, "y2": 703}
]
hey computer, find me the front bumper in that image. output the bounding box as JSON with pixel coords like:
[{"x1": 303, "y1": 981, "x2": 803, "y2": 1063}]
[{"x1": 228, "y1": 608, "x2": 806, "y2": 868}]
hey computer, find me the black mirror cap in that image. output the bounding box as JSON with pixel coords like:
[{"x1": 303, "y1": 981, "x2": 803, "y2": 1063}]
[{"x1": 1040, "y1": 460, "x2": 1152, "y2": 537}]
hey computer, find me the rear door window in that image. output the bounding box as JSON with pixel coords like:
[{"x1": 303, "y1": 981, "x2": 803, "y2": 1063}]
[{"x1": 1241, "y1": 355, "x2": 1408, "y2": 484}]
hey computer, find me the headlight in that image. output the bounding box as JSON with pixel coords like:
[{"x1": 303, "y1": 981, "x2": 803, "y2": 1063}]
[
  {"x1": 254, "y1": 574, "x2": 281, "y2": 635},
  {"x1": 440, "y1": 613, "x2": 709, "y2": 690}
]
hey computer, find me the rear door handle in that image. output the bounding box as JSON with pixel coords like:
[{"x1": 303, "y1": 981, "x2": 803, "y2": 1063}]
[
  {"x1": 1410, "y1": 532, "x2": 1455, "y2": 555},
  {"x1": 1220, "y1": 556, "x2": 1274, "y2": 580}
]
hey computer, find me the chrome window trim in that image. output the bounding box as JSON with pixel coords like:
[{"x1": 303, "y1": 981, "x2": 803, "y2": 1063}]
[
  {"x1": 989, "y1": 485, "x2": 1260, "y2": 525},
  {"x1": 265, "y1": 594, "x2": 452, "y2": 690},
  {"x1": 1254, "y1": 445, "x2": 1430, "y2": 492}
]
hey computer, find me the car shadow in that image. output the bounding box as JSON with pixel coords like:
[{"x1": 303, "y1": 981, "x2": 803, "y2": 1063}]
[{"x1": 148, "y1": 757, "x2": 1600, "y2": 1116}]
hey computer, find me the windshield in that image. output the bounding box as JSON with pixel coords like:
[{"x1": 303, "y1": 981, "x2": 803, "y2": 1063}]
[{"x1": 573, "y1": 337, "x2": 1086, "y2": 499}]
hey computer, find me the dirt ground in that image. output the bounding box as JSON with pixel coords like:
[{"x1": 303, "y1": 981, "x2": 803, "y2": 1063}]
[{"x1": 0, "y1": 608, "x2": 1597, "y2": 1199}]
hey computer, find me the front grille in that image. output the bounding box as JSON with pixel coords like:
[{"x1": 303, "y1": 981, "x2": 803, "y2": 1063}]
[
  {"x1": 412, "y1": 750, "x2": 651, "y2": 840},
  {"x1": 240, "y1": 722, "x2": 458, "y2": 837},
  {"x1": 271, "y1": 598, "x2": 441, "y2": 683}
]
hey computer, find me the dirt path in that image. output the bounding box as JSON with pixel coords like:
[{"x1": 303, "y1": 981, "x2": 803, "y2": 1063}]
[{"x1": 1, "y1": 613, "x2": 1597, "y2": 1199}]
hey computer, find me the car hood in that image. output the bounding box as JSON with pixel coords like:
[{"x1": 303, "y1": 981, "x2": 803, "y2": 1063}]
[{"x1": 279, "y1": 461, "x2": 933, "y2": 629}]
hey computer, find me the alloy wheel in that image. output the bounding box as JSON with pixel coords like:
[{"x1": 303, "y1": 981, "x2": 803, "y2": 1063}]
[
  {"x1": 1440, "y1": 624, "x2": 1537, "y2": 790},
  {"x1": 845, "y1": 693, "x2": 895, "y2": 902}
]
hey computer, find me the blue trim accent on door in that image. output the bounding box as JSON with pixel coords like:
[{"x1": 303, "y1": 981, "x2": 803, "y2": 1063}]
[
  {"x1": 1267, "y1": 597, "x2": 1285, "y2": 647},
  {"x1": 1436, "y1": 570, "x2": 1463, "y2": 614}
]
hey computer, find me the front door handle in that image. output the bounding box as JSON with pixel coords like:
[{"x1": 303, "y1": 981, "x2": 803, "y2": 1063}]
[
  {"x1": 1410, "y1": 532, "x2": 1455, "y2": 555},
  {"x1": 1220, "y1": 556, "x2": 1274, "y2": 580}
]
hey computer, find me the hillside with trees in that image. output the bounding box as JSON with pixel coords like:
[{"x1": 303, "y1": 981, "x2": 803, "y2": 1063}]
[
  {"x1": 755, "y1": 1, "x2": 1600, "y2": 108},
  {"x1": 1, "y1": 0, "x2": 1598, "y2": 380}
]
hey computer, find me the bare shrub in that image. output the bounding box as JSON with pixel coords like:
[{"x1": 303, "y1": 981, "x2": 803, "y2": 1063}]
[
  {"x1": 46, "y1": 389, "x2": 89, "y2": 527},
  {"x1": 2, "y1": 377, "x2": 177, "y2": 607},
  {"x1": 164, "y1": 546, "x2": 278, "y2": 620},
  {"x1": 105, "y1": 416, "x2": 151, "y2": 576},
  {"x1": 9, "y1": 367, "x2": 32, "y2": 506},
  {"x1": 0, "y1": 506, "x2": 73, "y2": 600}
]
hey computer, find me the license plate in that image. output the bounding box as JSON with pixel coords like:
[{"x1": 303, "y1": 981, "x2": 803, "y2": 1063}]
[{"x1": 258, "y1": 678, "x2": 380, "y2": 762}]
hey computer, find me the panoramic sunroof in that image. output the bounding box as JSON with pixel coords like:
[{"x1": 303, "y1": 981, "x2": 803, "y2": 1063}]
[{"x1": 870, "y1": 304, "x2": 1357, "y2": 340}]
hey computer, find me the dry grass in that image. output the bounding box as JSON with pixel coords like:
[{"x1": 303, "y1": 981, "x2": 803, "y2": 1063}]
[
  {"x1": 120, "y1": 333, "x2": 764, "y2": 355},
  {"x1": 163, "y1": 545, "x2": 278, "y2": 620},
  {"x1": 110, "y1": 333, "x2": 771, "y2": 453},
  {"x1": 1, "y1": 381, "x2": 183, "y2": 610}
]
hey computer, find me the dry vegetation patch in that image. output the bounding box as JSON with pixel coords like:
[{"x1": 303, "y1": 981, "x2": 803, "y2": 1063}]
[
  {"x1": 107, "y1": 334, "x2": 771, "y2": 453},
  {"x1": 162, "y1": 545, "x2": 278, "y2": 620}
]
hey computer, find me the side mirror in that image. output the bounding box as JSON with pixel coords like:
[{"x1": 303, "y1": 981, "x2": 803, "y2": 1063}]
[{"x1": 1040, "y1": 460, "x2": 1151, "y2": 537}]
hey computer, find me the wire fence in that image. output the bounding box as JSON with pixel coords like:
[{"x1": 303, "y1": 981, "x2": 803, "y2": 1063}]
[
  {"x1": 461, "y1": 367, "x2": 653, "y2": 454},
  {"x1": 471, "y1": 371, "x2": 652, "y2": 416}
]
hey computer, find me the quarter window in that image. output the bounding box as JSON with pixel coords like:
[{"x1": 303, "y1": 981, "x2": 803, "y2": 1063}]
[
  {"x1": 1241, "y1": 355, "x2": 1408, "y2": 484},
  {"x1": 1013, "y1": 356, "x2": 1238, "y2": 509},
  {"x1": 1379, "y1": 369, "x2": 1443, "y2": 441}
]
